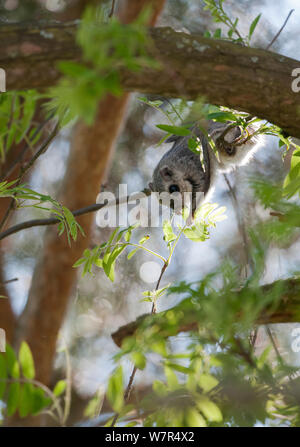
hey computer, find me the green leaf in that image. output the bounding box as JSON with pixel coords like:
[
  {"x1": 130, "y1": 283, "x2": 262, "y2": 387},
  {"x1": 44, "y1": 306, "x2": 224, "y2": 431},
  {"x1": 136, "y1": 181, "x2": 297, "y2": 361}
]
[
  {"x1": 283, "y1": 150, "x2": 300, "y2": 198},
  {"x1": 107, "y1": 366, "x2": 124, "y2": 413},
  {"x1": 196, "y1": 396, "x2": 222, "y2": 422},
  {"x1": 188, "y1": 137, "x2": 200, "y2": 152},
  {"x1": 207, "y1": 111, "x2": 237, "y2": 122},
  {"x1": 131, "y1": 352, "x2": 146, "y2": 370},
  {"x1": 127, "y1": 248, "x2": 139, "y2": 259},
  {"x1": 183, "y1": 223, "x2": 209, "y2": 242},
  {"x1": 124, "y1": 228, "x2": 132, "y2": 242},
  {"x1": 156, "y1": 283, "x2": 171, "y2": 298},
  {"x1": 0, "y1": 354, "x2": 7, "y2": 399},
  {"x1": 73, "y1": 257, "x2": 86, "y2": 268},
  {"x1": 94, "y1": 258, "x2": 103, "y2": 268},
  {"x1": 19, "y1": 383, "x2": 33, "y2": 418},
  {"x1": 84, "y1": 388, "x2": 104, "y2": 419},
  {"x1": 103, "y1": 244, "x2": 126, "y2": 282},
  {"x1": 153, "y1": 380, "x2": 167, "y2": 396},
  {"x1": 257, "y1": 345, "x2": 272, "y2": 369},
  {"x1": 53, "y1": 379, "x2": 67, "y2": 397},
  {"x1": 249, "y1": 14, "x2": 261, "y2": 39},
  {"x1": 164, "y1": 365, "x2": 179, "y2": 389},
  {"x1": 31, "y1": 387, "x2": 52, "y2": 415},
  {"x1": 19, "y1": 341, "x2": 35, "y2": 380},
  {"x1": 7, "y1": 382, "x2": 20, "y2": 417},
  {"x1": 156, "y1": 124, "x2": 191, "y2": 136},
  {"x1": 59, "y1": 61, "x2": 90, "y2": 77},
  {"x1": 139, "y1": 235, "x2": 150, "y2": 245},
  {"x1": 6, "y1": 344, "x2": 20, "y2": 378},
  {"x1": 209, "y1": 206, "x2": 227, "y2": 223},
  {"x1": 186, "y1": 407, "x2": 207, "y2": 427},
  {"x1": 166, "y1": 362, "x2": 193, "y2": 375},
  {"x1": 198, "y1": 374, "x2": 218, "y2": 392},
  {"x1": 213, "y1": 28, "x2": 222, "y2": 39},
  {"x1": 163, "y1": 220, "x2": 176, "y2": 243}
]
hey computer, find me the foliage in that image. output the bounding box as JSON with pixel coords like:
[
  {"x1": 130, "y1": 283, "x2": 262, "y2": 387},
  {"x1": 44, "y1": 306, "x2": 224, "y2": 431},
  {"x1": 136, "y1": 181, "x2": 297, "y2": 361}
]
[
  {"x1": 0, "y1": 343, "x2": 68, "y2": 424},
  {"x1": 0, "y1": 91, "x2": 42, "y2": 162},
  {"x1": 108, "y1": 259, "x2": 300, "y2": 427},
  {"x1": 46, "y1": 6, "x2": 158, "y2": 126},
  {"x1": 0, "y1": 181, "x2": 84, "y2": 244},
  {"x1": 1, "y1": 0, "x2": 300, "y2": 430},
  {"x1": 203, "y1": 0, "x2": 261, "y2": 45},
  {"x1": 74, "y1": 203, "x2": 227, "y2": 283},
  {"x1": 79, "y1": 3, "x2": 300, "y2": 428}
]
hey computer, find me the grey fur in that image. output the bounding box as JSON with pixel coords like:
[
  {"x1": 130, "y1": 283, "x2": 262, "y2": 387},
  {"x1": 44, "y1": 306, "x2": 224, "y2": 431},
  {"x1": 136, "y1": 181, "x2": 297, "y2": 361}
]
[{"x1": 149, "y1": 121, "x2": 264, "y2": 217}]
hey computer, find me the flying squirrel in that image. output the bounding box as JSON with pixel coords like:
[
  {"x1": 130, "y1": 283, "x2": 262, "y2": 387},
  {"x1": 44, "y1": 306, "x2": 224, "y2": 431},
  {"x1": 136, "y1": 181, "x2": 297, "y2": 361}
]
[{"x1": 149, "y1": 120, "x2": 264, "y2": 222}]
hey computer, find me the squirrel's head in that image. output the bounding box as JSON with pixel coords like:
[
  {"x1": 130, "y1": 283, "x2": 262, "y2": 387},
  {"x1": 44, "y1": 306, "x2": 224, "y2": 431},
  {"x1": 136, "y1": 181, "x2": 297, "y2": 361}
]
[{"x1": 149, "y1": 133, "x2": 208, "y2": 215}]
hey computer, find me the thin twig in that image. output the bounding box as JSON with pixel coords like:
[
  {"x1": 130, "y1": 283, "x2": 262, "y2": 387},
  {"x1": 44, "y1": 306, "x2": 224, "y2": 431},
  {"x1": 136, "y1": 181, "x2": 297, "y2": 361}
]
[
  {"x1": 250, "y1": 327, "x2": 258, "y2": 348},
  {"x1": 20, "y1": 122, "x2": 59, "y2": 179},
  {"x1": 111, "y1": 227, "x2": 175, "y2": 426},
  {"x1": 110, "y1": 365, "x2": 138, "y2": 427},
  {"x1": 223, "y1": 174, "x2": 250, "y2": 277},
  {"x1": 0, "y1": 277, "x2": 18, "y2": 285},
  {"x1": 265, "y1": 9, "x2": 294, "y2": 51},
  {"x1": 0, "y1": 377, "x2": 64, "y2": 424},
  {"x1": 1, "y1": 114, "x2": 55, "y2": 182},
  {"x1": 266, "y1": 325, "x2": 284, "y2": 365},
  {"x1": 108, "y1": 0, "x2": 116, "y2": 18},
  {"x1": 0, "y1": 122, "x2": 59, "y2": 232},
  {"x1": 110, "y1": 260, "x2": 168, "y2": 427},
  {"x1": 151, "y1": 262, "x2": 168, "y2": 313},
  {"x1": 234, "y1": 336, "x2": 257, "y2": 368},
  {"x1": 0, "y1": 190, "x2": 151, "y2": 241}
]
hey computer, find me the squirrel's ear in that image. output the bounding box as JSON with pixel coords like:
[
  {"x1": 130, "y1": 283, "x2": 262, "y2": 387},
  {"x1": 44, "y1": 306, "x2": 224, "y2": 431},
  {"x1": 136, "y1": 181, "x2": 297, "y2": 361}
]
[
  {"x1": 148, "y1": 182, "x2": 154, "y2": 191},
  {"x1": 160, "y1": 166, "x2": 173, "y2": 180}
]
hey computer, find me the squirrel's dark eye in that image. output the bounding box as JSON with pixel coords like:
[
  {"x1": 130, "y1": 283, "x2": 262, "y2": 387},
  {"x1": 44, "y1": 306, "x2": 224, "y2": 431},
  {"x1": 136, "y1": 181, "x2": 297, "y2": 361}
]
[
  {"x1": 169, "y1": 184, "x2": 180, "y2": 193},
  {"x1": 225, "y1": 146, "x2": 236, "y2": 156}
]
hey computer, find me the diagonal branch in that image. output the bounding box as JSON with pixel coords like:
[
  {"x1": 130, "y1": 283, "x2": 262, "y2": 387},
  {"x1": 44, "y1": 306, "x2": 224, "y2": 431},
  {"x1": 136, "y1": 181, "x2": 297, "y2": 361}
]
[
  {"x1": 111, "y1": 278, "x2": 300, "y2": 348},
  {"x1": 265, "y1": 9, "x2": 294, "y2": 51}
]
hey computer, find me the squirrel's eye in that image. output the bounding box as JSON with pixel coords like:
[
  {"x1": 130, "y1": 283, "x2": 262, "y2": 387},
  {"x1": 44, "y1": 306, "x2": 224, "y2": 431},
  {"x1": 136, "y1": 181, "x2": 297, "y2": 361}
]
[
  {"x1": 169, "y1": 184, "x2": 180, "y2": 193},
  {"x1": 225, "y1": 146, "x2": 236, "y2": 156}
]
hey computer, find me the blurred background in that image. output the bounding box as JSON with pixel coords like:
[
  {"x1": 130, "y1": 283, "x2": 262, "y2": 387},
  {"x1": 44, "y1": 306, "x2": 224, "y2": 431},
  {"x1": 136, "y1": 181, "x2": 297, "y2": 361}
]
[{"x1": 1, "y1": 0, "x2": 300, "y2": 425}]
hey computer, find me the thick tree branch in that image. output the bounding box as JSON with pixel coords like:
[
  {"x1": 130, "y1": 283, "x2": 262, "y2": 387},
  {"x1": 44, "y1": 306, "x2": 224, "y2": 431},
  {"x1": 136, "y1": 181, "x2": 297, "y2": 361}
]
[
  {"x1": 1, "y1": 23, "x2": 300, "y2": 137},
  {"x1": 111, "y1": 278, "x2": 300, "y2": 347}
]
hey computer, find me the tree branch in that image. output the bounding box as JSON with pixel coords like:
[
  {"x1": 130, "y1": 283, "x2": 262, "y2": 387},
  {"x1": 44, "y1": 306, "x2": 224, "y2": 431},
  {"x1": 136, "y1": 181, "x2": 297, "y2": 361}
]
[
  {"x1": 265, "y1": 9, "x2": 294, "y2": 51},
  {"x1": 111, "y1": 278, "x2": 300, "y2": 347},
  {"x1": 1, "y1": 24, "x2": 300, "y2": 138},
  {"x1": 0, "y1": 189, "x2": 151, "y2": 241}
]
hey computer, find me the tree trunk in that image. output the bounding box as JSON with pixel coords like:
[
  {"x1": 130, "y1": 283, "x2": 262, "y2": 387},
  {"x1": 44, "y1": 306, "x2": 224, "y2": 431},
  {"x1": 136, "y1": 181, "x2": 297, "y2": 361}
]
[{"x1": 14, "y1": 0, "x2": 166, "y2": 387}]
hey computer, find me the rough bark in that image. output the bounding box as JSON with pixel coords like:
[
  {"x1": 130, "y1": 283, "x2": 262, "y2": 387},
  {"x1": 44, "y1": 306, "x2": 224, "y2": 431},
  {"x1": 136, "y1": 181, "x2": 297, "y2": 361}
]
[
  {"x1": 111, "y1": 278, "x2": 300, "y2": 347},
  {"x1": 1, "y1": 24, "x2": 300, "y2": 138},
  {"x1": 0, "y1": 196, "x2": 16, "y2": 342},
  {"x1": 14, "y1": 0, "x2": 166, "y2": 386},
  {"x1": 0, "y1": 266, "x2": 15, "y2": 343}
]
